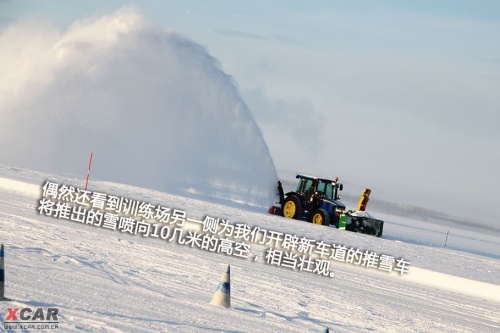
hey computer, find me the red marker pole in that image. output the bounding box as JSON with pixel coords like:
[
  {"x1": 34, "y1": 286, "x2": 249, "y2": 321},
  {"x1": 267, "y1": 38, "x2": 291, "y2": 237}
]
[{"x1": 85, "y1": 152, "x2": 93, "y2": 191}]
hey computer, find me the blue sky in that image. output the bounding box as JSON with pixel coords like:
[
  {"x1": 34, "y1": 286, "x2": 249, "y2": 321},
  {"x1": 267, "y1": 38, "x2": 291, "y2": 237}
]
[{"x1": 2, "y1": 1, "x2": 499, "y2": 220}]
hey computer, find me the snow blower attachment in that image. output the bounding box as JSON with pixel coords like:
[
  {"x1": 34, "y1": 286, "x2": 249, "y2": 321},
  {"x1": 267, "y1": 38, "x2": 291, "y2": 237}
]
[
  {"x1": 270, "y1": 175, "x2": 384, "y2": 237},
  {"x1": 342, "y1": 188, "x2": 384, "y2": 237}
]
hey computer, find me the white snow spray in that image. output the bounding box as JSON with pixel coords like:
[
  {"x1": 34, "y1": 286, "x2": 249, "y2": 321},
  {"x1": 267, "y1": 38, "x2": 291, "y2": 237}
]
[{"x1": 0, "y1": 7, "x2": 279, "y2": 208}]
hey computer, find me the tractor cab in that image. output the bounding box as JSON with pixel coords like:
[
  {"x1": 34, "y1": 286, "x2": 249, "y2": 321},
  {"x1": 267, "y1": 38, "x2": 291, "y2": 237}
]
[{"x1": 295, "y1": 175, "x2": 343, "y2": 203}]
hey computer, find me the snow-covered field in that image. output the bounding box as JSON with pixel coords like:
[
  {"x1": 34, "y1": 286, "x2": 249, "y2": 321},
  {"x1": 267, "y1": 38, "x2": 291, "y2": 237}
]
[{"x1": 0, "y1": 164, "x2": 499, "y2": 332}]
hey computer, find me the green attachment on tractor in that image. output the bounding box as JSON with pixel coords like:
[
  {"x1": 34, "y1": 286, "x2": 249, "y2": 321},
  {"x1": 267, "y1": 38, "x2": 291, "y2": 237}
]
[{"x1": 342, "y1": 212, "x2": 384, "y2": 237}]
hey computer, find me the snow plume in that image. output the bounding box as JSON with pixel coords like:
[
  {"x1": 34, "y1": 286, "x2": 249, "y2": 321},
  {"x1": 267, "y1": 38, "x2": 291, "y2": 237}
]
[{"x1": 0, "y1": 7, "x2": 279, "y2": 208}]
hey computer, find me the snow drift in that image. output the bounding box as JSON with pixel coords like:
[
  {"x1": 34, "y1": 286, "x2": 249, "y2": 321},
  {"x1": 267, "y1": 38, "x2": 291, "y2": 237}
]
[{"x1": 0, "y1": 7, "x2": 278, "y2": 207}]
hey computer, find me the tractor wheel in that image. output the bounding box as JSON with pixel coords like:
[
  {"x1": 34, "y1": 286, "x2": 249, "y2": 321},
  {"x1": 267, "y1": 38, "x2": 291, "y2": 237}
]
[
  {"x1": 281, "y1": 195, "x2": 304, "y2": 220},
  {"x1": 310, "y1": 209, "x2": 330, "y2": 226}
]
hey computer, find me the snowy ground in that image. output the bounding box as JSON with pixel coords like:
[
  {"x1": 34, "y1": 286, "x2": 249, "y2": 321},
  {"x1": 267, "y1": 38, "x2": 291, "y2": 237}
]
[{"x1": 0, "y1": 164, "x2": 499, "y2": 332}]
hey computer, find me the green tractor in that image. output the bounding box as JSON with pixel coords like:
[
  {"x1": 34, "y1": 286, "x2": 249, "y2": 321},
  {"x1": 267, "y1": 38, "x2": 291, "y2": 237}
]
[{"x1": 269, "y1": 174, "x2": 384, "y2": 236}]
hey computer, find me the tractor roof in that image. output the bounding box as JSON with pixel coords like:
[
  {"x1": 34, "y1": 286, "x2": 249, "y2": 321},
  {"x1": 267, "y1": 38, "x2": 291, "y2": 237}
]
[{"x1": 296, "y1": 174, "x2": 338, "y2": 184}]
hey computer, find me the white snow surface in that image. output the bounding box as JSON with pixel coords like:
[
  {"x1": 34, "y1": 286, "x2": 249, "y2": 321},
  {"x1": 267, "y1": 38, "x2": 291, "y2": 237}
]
[{"x1": 0, "y1": 164, "x2": 499, "y2": 332}]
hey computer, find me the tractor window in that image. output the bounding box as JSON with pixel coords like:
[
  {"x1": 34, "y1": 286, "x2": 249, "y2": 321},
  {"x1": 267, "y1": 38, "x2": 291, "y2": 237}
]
[
  {"x1": 317, "y1": 181, "x2": 333, "y2": 198},
  {"x1": 296, "y1": 178, "x2": 314, "y2": 194}
]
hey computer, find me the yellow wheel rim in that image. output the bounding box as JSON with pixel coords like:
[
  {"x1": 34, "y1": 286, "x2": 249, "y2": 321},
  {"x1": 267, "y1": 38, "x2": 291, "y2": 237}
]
[
  {"x1": 283, "y1": 200, "x2": 296, "y2": 218},
  {"x1": 312, "y1": 213, "x2": 323, "y2": 224}
]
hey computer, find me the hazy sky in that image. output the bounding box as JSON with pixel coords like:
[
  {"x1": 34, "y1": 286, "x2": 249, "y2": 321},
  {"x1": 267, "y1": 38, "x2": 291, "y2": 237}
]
[{"x1": 2, "y1": 1, "x2": 499, "y2": 220}]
